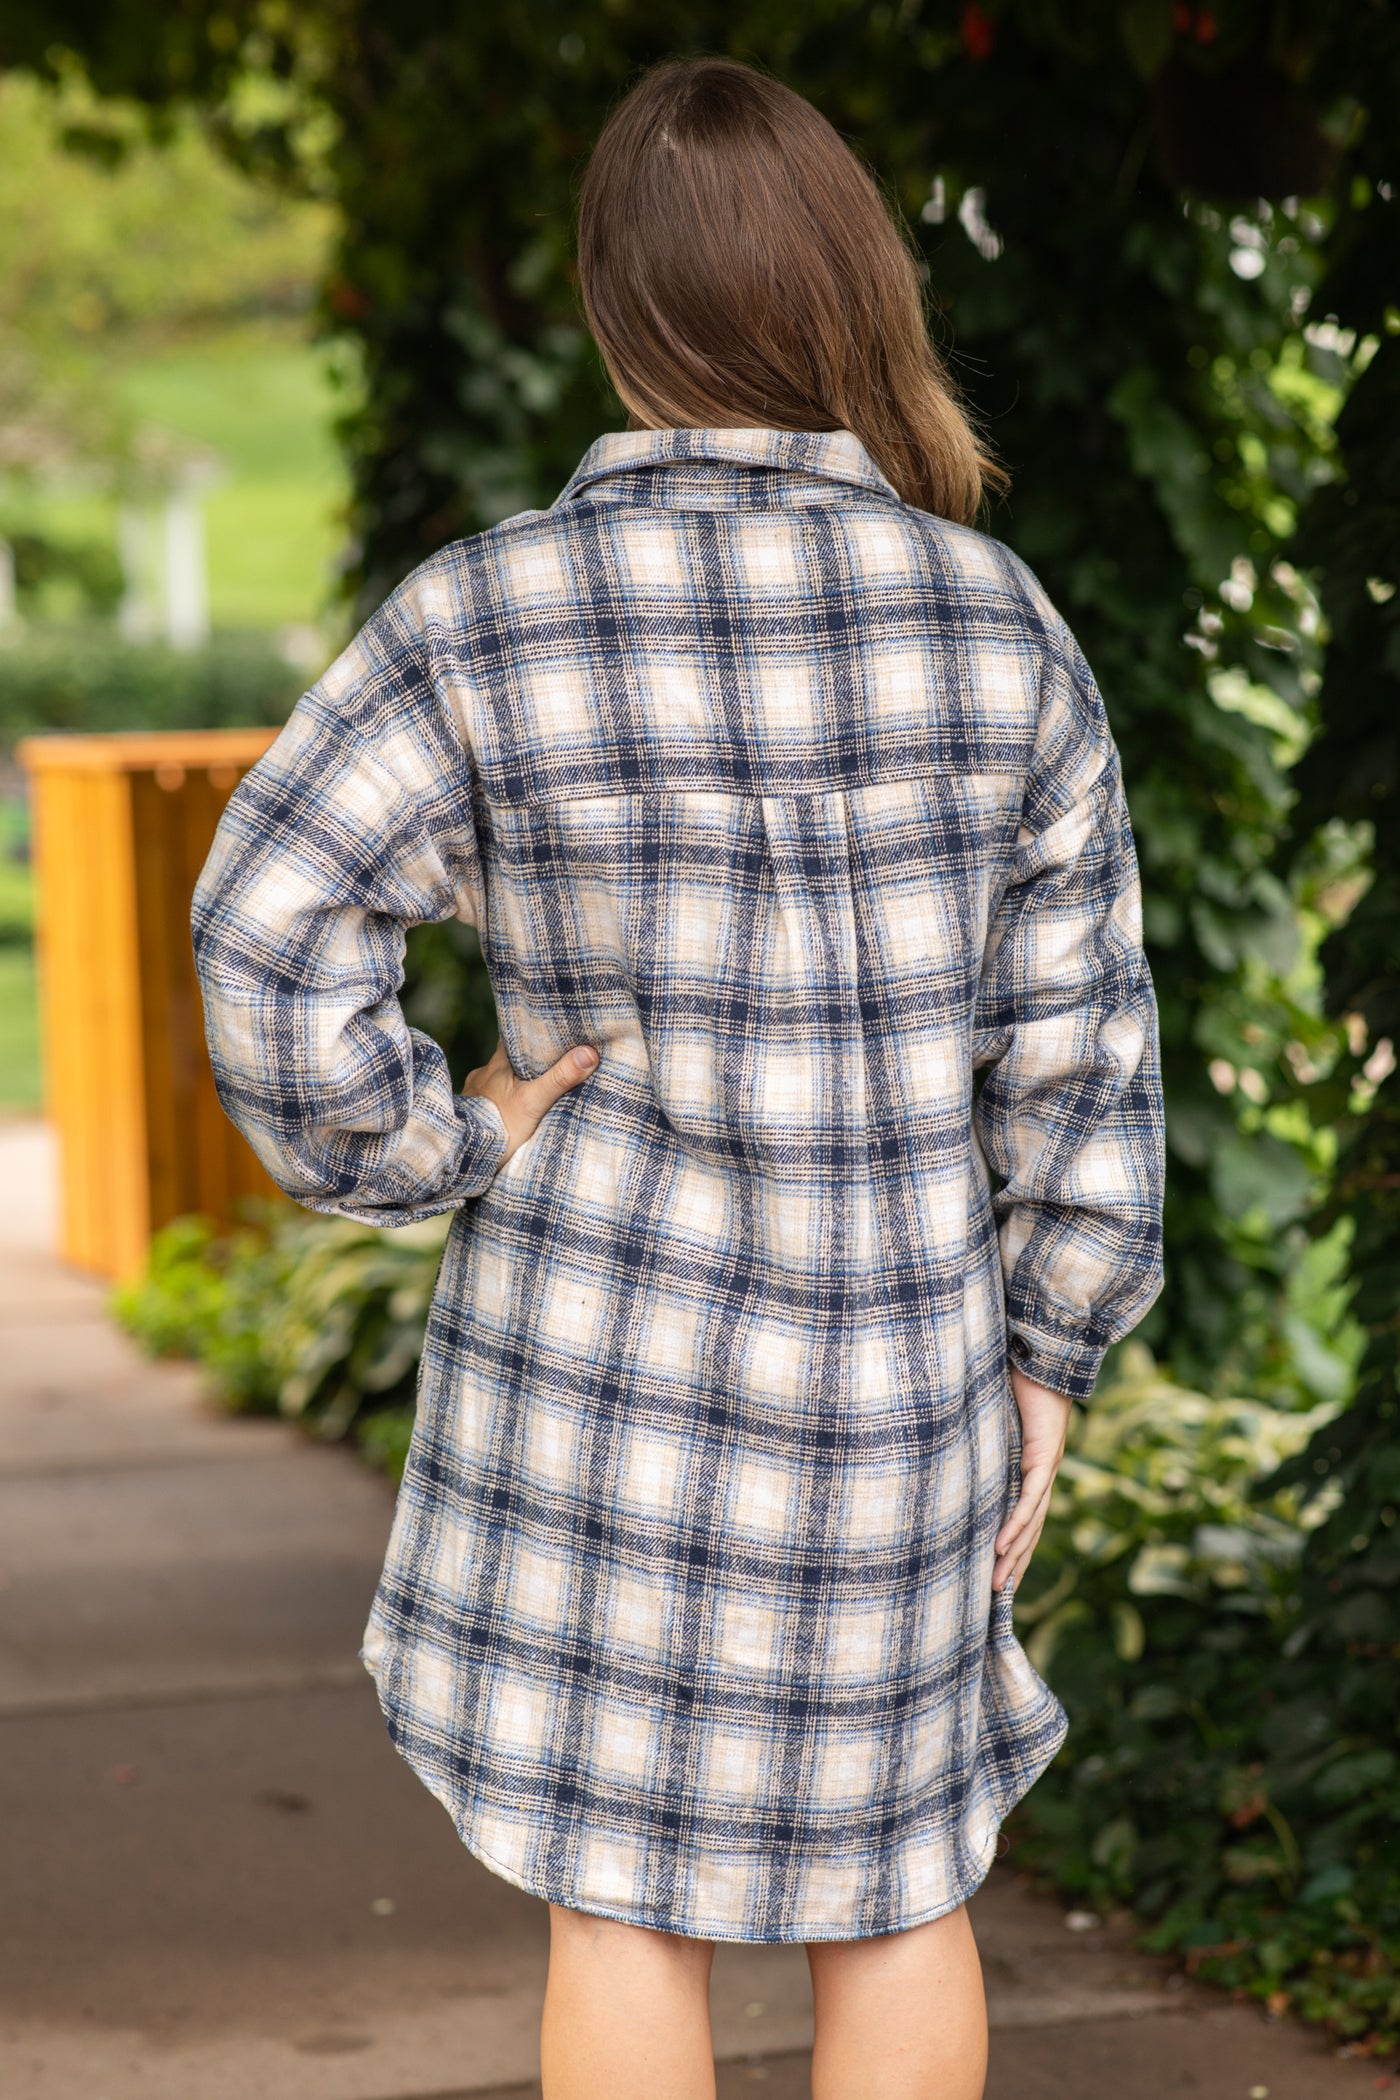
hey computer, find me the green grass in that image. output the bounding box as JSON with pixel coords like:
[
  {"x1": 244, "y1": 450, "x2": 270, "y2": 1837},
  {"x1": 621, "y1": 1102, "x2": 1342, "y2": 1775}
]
[
  {"x1": 0, "y1": 836, "x2": 32, "y2": 944},
  {"x1": 0, "y1": 945, "x2": 41, "y2": 1110},
  {"x1": 118, "y1": 324, "x2": 347, "y2": 485},
  {"x1": 12, "y1": 320, "x2": 351, "y2": 632},
  {"x1": 118, "y1": 324, "x2": 350, "y2": 627},
  {"x1": 0, "y1": 800, "x2": 37, "y2": 1109},
  {"x1": 196, "y1": 475, "x2": 346, "y2": 629}
]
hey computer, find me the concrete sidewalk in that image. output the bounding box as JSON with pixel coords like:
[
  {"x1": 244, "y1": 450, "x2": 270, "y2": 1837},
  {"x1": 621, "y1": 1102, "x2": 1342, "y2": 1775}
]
[{"x1": 0, "y1": 1117, "x2": 1384, "y2": 2099}]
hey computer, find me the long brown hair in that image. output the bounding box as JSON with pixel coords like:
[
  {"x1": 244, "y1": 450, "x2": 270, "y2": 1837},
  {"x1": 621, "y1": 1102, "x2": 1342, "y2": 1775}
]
[{"x1": 575, "y1": 56, "x2": 1008, "y2": 526}]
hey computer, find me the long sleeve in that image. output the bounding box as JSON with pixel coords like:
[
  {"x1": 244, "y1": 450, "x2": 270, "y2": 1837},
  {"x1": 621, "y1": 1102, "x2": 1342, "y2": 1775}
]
[
  {"x1": 971, "y1": 625, "x2": 1166, "y2": 1402},
  {"x1": 191, "y1": 569, "x2": 508, "y2": 1226}
]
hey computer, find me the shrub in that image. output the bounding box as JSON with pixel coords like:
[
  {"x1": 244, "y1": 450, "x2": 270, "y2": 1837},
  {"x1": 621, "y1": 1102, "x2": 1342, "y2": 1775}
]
[
  {"x1": 264, "y1": 1209, "x2": 448, "y2": 1443},
  {"x1": 112, "y1": 1204, "x2": 448, "y2": 1473},
  {"x1": 1015, "y1": 1343, "x2": 1400, "y2": 2057},
  {"x1": 110, "y1": 1209, "x2": 292, "y2": 1412},
  {"x1": 0, "y1": 627, "x2": 301, "y2": 756}
]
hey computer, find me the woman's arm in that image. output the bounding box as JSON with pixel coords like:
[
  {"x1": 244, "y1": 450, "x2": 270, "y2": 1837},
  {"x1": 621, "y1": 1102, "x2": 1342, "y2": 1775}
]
[
  {"x1": 972, "y1": 629, "x2": 1166, "y2": 1405},
  {"x1": 191, "y1": 573, "x2": 529, "y2": 1226}
]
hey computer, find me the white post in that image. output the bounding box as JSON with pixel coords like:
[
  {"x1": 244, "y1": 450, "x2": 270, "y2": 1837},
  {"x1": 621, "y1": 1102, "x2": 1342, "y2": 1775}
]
[
  {"x1": 118, "y1": 504, "x2": 158, "y2": 642},
  {"x1": 162, "y1": 482, "x2": 209, "y2": 650}
]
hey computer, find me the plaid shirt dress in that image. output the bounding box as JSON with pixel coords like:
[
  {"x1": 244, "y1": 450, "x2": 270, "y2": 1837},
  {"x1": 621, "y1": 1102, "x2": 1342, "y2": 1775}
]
[{"x1": 193, "y1": 424, "x2": 1166, "y2": 1943}]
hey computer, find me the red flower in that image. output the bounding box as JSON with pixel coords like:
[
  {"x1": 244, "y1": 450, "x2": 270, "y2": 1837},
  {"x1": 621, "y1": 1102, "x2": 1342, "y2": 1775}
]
[
  {"x1": 960, "y1": 3, "x2": 995, "y2": 61},
  {"x1": 1195, "y1": 8, "x2": 1219, "y2": 38},
  {"x1": 1173, "y1": 2, "x2": 1192, "y2": 26},
  {"x1": 326, "y1": 277, "x2": 373, "y2": 321}
]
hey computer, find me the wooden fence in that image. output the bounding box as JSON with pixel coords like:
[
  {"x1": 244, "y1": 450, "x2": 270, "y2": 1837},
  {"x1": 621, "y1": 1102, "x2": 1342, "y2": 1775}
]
[{"x1": 19, "y1": 728, "x2": 282, "y2": 1279}]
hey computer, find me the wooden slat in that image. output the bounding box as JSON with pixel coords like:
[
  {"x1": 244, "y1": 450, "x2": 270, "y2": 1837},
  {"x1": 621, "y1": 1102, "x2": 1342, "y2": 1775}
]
[
  {"x1": 131, "y1": 771, "x2": 184, "y2": 1230},
  {"x1": 180, "y1": 767, "x2": 229, "y2": 1226},
  {"x1": 207, "y1": 761, "x2": 283, "y2": 1222},
  {"x1": 18, "y1": 728, "x2": 281, "y2": 772},
  {"x1": 132, "y1": 756, "x2": 282, "y2": 1246},
  {"x1": 93, "y1": 769, "x2": 148, "y2": 1278},
  {"x1": 28, "y1": 771, "x2": 91, "y2": 1265},
  {"x1": 31, "y1": 766, "x2": 148, "y2": 1276}
]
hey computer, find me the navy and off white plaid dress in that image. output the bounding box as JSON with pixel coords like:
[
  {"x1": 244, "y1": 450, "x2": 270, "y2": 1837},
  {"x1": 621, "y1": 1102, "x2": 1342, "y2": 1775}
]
[{"x1": 193, "y1": 425, "x2": 1165, "y2": 1943}]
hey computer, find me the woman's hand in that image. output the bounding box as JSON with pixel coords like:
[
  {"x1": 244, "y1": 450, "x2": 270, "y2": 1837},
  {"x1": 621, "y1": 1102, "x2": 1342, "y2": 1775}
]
[
  {"x1": 991, "y1": 1366, "x2": 1075, "y2": 1594},
  {"x1": 461, "y1": 1041, "x2": 598, "y2": 1163}
]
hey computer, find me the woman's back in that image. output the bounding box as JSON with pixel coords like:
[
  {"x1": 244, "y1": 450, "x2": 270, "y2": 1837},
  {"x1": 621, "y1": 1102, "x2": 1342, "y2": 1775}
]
[
  {"x1": 475, "y1": 423, "x2": 1037, "y2": 1204},
  {"x1": 191, "y1": 419, "x2": 1162, "y2": 1941}
]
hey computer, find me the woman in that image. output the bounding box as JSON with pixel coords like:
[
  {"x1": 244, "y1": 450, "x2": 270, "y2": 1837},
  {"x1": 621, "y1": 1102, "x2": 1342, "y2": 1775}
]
[{"x1": 193, "y1": 54, "x2": 1165, "y2": 2100}]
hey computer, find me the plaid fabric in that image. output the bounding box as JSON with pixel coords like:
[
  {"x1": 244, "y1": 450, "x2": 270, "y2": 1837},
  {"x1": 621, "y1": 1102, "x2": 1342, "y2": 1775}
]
[{"x1": 193, "y1": 425, "x2": 1165, "y2": 1943}]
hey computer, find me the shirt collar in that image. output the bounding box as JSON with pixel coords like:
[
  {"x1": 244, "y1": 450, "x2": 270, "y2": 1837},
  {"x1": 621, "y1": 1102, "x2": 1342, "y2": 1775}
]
[{"x1": 553, "y1": 425, "x2": 903, "y2": 509}]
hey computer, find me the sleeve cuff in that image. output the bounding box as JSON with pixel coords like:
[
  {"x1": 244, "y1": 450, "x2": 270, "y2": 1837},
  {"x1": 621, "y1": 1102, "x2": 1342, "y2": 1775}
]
[
  {"x1": 288, "y1": 1092, "x2": 510, "y2": 1227},
  {"x1": 1005, "y1": 1311, "x2": 1110, "y2": 1403},
  {"x1": 452, "y1": 1091, "x2": 511, "y2": 1196}
]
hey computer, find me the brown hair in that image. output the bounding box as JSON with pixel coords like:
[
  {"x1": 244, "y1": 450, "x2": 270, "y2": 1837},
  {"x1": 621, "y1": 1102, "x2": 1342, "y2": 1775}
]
[{"x1": 575, "y1": 56, "x2": 1009, "y2": 526}]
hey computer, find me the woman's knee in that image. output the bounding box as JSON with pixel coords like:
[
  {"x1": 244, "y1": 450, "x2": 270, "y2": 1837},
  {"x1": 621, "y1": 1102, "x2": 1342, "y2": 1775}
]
[
  {"x1": 807, "y1": 1902, "x2": 975, "y2": 1978},
  {"x1": 548, "y1": 1902, "x2": 716, "y2": 1974}
]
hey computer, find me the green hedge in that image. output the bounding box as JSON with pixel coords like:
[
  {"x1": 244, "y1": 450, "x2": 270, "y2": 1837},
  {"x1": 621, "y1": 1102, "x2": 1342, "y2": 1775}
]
[{"x1": 0, "y1": 628, "x2": 302, "y2": 757}]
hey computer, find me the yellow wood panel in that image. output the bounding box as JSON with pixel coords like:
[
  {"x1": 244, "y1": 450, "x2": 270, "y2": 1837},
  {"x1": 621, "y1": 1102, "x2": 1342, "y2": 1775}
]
[
  {"x1": 21, "y1": 728, "x2": 284, "y2": 1279},
  {"x1": 27, "y1": 766, "x2": 146, "y2": 1275},
  {"x1": 88, "y1": 769, "x2": 148, "y2": 1277},
  {"x1": 28, "y1": 772, "x2": 90, "y2": 1263},
  {"x1": 36, "y1": 771, "x2": 96, "y2": 1269}
]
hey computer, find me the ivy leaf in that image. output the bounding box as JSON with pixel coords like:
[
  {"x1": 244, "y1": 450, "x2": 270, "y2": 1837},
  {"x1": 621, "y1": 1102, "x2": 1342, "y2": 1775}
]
[
  {"x1": 1118, "y1": 0, "x2": 1173, "y2": 80},
  {"x1": 1313, "y1": 1750, "x2": 1397, "y2": 1804},
  {"x1": 1209, "y1": 1131, "x2": 1313, "y2": 1226}
]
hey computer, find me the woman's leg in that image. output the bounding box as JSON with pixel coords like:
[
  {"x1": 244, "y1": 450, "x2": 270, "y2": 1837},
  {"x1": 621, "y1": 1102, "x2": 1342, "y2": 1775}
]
[
  {"x1": 806, "y1": 1902, "x2": 988, "y2": 2100},
  {"x1": 541, "y1": 1902, "x2": 718, "y2": 2100}
]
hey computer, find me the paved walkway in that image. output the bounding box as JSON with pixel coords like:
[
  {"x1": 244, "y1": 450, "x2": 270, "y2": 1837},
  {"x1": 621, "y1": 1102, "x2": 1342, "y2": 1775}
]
[{"x1": 0, "y1": 1118, "x2": 1386, "y2": 2099}]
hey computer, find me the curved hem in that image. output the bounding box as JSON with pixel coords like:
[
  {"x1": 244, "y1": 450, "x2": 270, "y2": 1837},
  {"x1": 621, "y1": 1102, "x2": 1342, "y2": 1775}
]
[{"x1": 361, "y1": 1647, "x2": 1070, "y2": 1945}]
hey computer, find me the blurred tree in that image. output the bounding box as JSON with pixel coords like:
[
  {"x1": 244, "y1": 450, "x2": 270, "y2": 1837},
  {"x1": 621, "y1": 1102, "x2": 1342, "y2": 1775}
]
[
  {"x1": 0, "y1": 66, "x2": 337, "y2": 625},
  {"x1": 0, "y1": 68, "x2": 331, "y2": 478}
]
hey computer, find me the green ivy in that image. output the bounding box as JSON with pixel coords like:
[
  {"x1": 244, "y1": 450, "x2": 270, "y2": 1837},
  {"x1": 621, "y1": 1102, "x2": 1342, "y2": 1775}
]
[{"x1": 1009, "y1": 15, "x2": 1400, "y2": 2054}]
